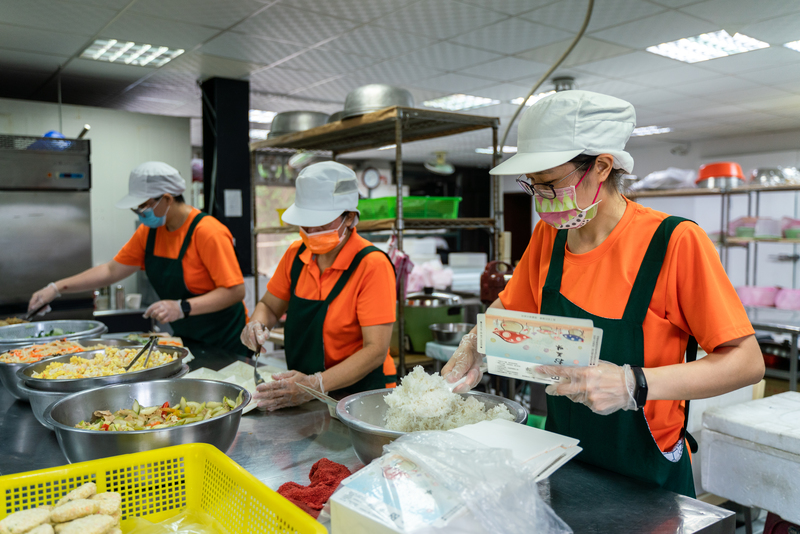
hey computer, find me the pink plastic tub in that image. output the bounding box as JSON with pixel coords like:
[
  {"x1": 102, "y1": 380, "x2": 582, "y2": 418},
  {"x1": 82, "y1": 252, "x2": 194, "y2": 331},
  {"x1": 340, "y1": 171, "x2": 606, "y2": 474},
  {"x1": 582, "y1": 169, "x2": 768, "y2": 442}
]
[
  {"x1": 775, "y1": 289, "x2": 800, "y2": 310},
  {"x1": 736, "y1": 286, "x2": 779, "y2": 307}
]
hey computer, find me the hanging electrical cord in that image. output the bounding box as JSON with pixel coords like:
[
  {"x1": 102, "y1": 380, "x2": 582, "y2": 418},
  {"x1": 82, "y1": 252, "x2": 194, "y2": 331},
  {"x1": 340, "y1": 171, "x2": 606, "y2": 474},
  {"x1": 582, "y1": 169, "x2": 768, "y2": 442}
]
[{"x1": 499, "y1": 0, "x2": 595, "y2": 154}]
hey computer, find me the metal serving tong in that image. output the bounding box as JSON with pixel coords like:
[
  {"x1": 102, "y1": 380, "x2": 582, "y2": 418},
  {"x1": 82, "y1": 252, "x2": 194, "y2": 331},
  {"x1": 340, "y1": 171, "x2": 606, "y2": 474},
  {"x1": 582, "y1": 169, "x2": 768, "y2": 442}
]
[
  {"x1": 22, "y1": 302, "x2": 49, "y2": 321},
  {"x1": 124, "y1": 336, "x2": 158, "y2": 371},
  {"x1": 253, "y1": 347, "x2": 265, "y2": 386}
]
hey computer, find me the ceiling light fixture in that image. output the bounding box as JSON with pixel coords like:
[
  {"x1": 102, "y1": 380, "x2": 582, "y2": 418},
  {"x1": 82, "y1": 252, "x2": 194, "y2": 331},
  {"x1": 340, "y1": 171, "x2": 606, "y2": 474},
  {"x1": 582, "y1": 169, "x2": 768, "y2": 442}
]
[
  {"x1": 785, "y1": 40, "x2": 800, "y2": 53},
  {"x1": 249, "y1": 110, "x2": 277, "y2": 124},
  {"x1": 249, "y1": 129, "x2": 270, "y2": 140},
  {"x1": 646, "y1": 30, "x2": 769, "y2": 63},
  {"x1": 475, "y1": 146, "x2": 518, "y2": 154},
  {"x1": 377, "y1": 144, "x2": 396, "y2": 150},
  {"x1": 80, "y1": 39, "x2": 184, "y2": 67},
  {"x1": 423, "y1": 94, "x2": 500, "y2": 112},
  {"x1": 511, "y1": 90, "x2": 556, "y2": 107},
  {"x1": 630, "y1": 125, "x2": 673, "y2": 137}
]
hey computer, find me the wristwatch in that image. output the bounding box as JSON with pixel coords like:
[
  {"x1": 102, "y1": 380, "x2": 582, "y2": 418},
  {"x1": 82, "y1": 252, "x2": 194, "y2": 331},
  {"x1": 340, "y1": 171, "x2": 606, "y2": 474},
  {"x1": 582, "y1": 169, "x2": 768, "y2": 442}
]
[
  {"x1": 180, "y1": 299, "x2": 192, "y2": 317},
  {"x1": 631, "y1": 366, "x2": 648, "y2": 409}
]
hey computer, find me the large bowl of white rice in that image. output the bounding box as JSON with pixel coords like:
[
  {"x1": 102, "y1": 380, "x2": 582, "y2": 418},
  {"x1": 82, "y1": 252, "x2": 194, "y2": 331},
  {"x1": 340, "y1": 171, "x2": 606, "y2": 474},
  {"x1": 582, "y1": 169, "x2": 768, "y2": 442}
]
[{"x1": 336, "y1": 367, "x2": 527, "y2": 464}]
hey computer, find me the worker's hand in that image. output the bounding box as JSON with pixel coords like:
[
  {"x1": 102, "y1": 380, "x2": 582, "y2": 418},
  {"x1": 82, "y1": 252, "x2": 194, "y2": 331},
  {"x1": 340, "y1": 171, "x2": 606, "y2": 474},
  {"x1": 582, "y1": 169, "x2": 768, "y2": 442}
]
[
  {"x1": 28, "y1": 282, "x2": 60, "y2": 315},
  {"x1": 240, "y1": 321, "x2": 270, "y2": 352},
  {"x1": 441, "y1": 332, "x2": 483, "y2": 393},
  {"x1": 254, "y1": 370, "x2": 323, "y2": 412},
  {"x1": 538, "y1": 361, "x2": 637, "y2": 416},
  {"x1": 143, "y1": 300, "x2": 184, "y2": 324}
]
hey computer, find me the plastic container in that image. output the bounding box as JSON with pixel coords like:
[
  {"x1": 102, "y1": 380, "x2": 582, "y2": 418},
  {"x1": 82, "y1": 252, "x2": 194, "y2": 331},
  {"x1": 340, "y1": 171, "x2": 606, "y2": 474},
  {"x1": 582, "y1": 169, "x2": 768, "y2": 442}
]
[
  {"x1": 735, "y1": 286, "x2": 779, "y2": 307},
  {"x1": 0, "y1": 443, "x2": 324, "y2": 534},
  {"x1": 357, "y1": 197, "x2": 396, "y2": 220},
  {"x1": 754, "y1": 218, "x2": 782, "y2": 239},
  {"x1": 775, "y1": 289, "x2": 800, "y2": 310},
  {"x1": 786, "y1": 228, "x2": 800, "y2": 239},
  {"x1": 448, "y1": 252, "x2": 488, "y2": 268},
  {"x1": 735, "y1": 226, "x2": 755, "y2": 238},
  {"x1": 359, "y1": 196, "x2": 461, "y2": 219}
]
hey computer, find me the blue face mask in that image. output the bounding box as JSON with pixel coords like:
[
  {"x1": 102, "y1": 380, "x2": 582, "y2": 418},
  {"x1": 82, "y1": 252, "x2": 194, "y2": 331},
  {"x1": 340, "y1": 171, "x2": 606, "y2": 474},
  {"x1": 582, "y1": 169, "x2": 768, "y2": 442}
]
[{"x1": 138, "y1": 208, "x2": 167, "y2": 228}]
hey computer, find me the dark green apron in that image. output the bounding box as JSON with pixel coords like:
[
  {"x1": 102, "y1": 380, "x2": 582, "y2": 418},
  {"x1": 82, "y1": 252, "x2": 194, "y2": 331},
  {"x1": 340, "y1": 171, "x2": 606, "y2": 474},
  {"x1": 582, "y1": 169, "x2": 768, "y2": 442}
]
[
  {"x1": 284, "y1": 243, "x2": 396, "y2": 396},
  {"x1": 144, "y1": 212, "x2": 247, "y2": 357},
  {"x1": 542, "y1": 216, "x2": 698, "y2": 497}
]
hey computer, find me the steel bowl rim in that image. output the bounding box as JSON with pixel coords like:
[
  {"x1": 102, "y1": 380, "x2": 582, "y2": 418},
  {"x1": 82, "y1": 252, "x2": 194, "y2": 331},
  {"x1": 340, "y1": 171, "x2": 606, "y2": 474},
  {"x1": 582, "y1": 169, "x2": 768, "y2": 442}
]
[
  {"x1": 0, "y1": 320, "x2": 107, "y2": 344},
  {"x1": 42, "y1": 378, "x2": 250, "y2": 434},
  {"x1": 0, "y1": 337, "x2": 132, "y2": 367},
  {"x1": 428, "y1": 322, "x2": 476, "y2": 332}
]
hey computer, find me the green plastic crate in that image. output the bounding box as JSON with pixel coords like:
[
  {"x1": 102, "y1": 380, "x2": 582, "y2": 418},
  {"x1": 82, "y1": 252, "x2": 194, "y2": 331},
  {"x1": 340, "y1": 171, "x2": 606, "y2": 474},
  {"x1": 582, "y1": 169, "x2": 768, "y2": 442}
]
[
  {"x1": 357, "y1": 197, "x2": 396, "y2": 220},
  {"x1": 358, "y1": 196, "x2": 462, "y2": 220}
]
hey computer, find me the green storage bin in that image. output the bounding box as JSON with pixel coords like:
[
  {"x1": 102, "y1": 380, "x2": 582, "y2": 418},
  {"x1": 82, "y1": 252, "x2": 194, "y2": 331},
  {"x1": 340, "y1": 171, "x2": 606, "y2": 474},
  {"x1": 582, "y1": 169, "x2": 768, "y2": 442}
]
[
  {"x1": 357, "y1": 197, "x2": 396, "y2": 220},
  {"x1": 786, "y1": 228, "x2": 800, "y2": 239},
  {"x1": 735, "y1": 226, "x2": 755, "y2": 238},
  {"x1": 404, "y1": 196, "x2": 462, "y2": 219}
]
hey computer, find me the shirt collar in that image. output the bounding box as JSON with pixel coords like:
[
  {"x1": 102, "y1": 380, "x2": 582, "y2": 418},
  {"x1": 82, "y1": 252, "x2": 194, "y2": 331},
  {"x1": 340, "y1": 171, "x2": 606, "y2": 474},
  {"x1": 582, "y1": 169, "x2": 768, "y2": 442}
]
[{"x1": 298, "y1": 228, "x2": 367, "y2": 270}]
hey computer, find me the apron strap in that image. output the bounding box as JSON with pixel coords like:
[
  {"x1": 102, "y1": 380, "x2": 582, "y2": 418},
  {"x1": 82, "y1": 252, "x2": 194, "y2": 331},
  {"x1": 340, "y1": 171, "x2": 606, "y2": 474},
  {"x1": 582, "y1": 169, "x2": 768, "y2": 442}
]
[
  {"x1": 683, "y1": 336, "x2": 699, "y2": 453},
  {"x1": 622, "y1": 216, "x2": 694, "y2": 324},
  {"x1": 543, "y1": 229, "x2": 569, "y2": 292},
  {"x1": 325, "y1": 246, "x2": 384, "y2": 304},
  {"x1": 177, "y1": 212, "x2": 206, "y2": 261}
]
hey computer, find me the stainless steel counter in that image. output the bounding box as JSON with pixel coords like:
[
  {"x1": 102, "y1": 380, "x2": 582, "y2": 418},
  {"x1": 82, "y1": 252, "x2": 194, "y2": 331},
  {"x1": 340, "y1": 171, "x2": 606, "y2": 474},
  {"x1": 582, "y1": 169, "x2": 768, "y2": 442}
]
[
  {"x1": 0, "y1": 349, "x2": 735, "y2": 533},
  {"x1": 747, "y1": 306, "x2": 800, "y2": 391}
]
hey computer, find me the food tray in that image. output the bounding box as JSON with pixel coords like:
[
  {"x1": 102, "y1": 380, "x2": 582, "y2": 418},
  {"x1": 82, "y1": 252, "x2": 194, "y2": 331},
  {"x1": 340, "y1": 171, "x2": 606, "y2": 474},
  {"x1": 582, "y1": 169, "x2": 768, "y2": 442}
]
[
  {"x1": 0, "y1": 320, "x2": 107, "y2": 349},
  {"x1": 0, "y1": 443, "x2": 325, "y2": 534},
  {"x1": 17, "y1": 346, "x2": 187, "y2": 392}
]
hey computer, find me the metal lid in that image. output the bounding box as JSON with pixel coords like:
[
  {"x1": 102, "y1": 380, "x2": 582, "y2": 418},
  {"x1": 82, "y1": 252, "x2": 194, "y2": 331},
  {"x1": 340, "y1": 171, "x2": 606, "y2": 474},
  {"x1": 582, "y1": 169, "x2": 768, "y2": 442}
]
[{"x1": 405, "y1": 287, "x2": 461, "y2": 307}]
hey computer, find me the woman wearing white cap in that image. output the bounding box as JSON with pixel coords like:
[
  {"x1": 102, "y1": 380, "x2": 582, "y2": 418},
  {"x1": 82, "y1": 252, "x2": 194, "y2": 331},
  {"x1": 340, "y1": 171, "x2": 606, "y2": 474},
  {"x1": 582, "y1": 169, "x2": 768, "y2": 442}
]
[
  {"x1": 28, "y1": 161, "x2": 248, "y2": 355},
  {"x1": 241, "y1": 161, "x2": 397, "y2": 411},
  {"x1": 442, "y1": 90, "x2": 763, "y2": 496}
]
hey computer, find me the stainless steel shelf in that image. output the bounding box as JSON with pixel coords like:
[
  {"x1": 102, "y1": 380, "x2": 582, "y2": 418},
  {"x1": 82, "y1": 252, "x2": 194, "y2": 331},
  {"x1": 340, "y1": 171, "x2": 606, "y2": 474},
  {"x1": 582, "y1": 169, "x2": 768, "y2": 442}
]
[
  {"x1": 255, "y1": 217, "x2": 496, "y2": 235},
  {"x1": 629, "y1": 183, "x2": 800, "y2": 199}
]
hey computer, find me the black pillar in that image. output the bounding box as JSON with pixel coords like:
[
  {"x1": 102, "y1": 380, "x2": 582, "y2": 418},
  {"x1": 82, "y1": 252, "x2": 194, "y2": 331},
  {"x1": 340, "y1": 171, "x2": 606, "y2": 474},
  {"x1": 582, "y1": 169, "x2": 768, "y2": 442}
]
[{"x1": 201, "y1": 77, "x2": 252, "y2": 276}]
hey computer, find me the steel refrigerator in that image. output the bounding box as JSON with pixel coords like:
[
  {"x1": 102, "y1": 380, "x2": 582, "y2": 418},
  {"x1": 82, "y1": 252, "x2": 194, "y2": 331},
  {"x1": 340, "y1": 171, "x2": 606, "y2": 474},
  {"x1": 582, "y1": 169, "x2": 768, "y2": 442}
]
[{"x1": 0, "y1": 134, "x2": 94, "y2": 319}]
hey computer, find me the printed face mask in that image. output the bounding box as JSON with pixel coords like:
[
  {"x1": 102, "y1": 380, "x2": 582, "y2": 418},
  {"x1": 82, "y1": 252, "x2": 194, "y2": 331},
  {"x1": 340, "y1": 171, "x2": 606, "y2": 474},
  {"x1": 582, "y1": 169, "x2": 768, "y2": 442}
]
[
  {"x1": 534, "y1": 166, "x2": 602, "y2": 230},
  {"x1": 300, "y1": 218, "x2": 347, "y2": 254},
  {"x1": 138, "y1": 198, "x2": 169, "y2": 228}
]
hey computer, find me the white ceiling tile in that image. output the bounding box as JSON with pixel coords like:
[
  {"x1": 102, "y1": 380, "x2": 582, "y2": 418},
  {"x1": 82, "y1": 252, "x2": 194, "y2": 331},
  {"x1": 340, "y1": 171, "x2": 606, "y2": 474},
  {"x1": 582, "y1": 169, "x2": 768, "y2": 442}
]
[
  {"x1": 712, "y1": 86, "x2": 796, "y2": 106},
  {"x1": 249, "y1": 66, "x2": 337, "y2": 94},
  {"x1": 511, "y1": 69, "x2": 609, "y2": 92},
  {"x1": 680, "y1": 0, "x2": 800, "y2": 28},
  {"x1": 455, "y1": 0, "x2": 556, "y2": 15},
  {"x1": 200, "y1": 33, "x2": 301, "y2": 66},
  {"x1": 449, "y1": 18, "x2": 572, "y2": 55},
  {"x1": 394, "y1": 42, "x2": 501, "y2": 71},
  {"x1": 353, "y1": 59, "x2": 443, "y2": 85},
  {"x1": 698, "y1": 47, "x2": 800, "y2": 75},
  {"x1": 411, "y1": 72, "x2": 496, "y2": 93},
  {"x1": 735, "y1": 61, "x2": 800, "y2": 86},
  {"x1": 248, "y1": 92, "x2": 342, "y2": 113},
  {"x1": 0, "y1": 23, "x2": 88, "y2": 57},
  {"x1": 574, "y1": 51, "x2": 681, "y2": 77},
  {"x1": 458, "y1": 57, "x2": 549, "y2": 83},
  {"x1": 516, "y1": 37, "x2": 632, "y2": 68},
  {"x1": 236, "y1": 5, "x2": 359, "y2": 46},
  {"x1": 0, "y1": 49, "x2": 68, "y2": 72},
  {"x1": 740, "y1": 12, "x2": 800, "y2": 45},
  {"x1": 101, "y1": 12, "x2": 220, "y2": 50},
  {"x1": 165, "y1": 52, "x2": 261, "y2": 81},
  {"x1": 635, "y1": 94, "x2": 723, "y2": 114},
  {"x1": 326, "y1": 27, "x2": 435, "y2": 60},
  {"x1": 61, "y1": 58, "x2": 152, "y2": 83},
  {"x1": 278, "y1": 48, "x2": 378, "y2": 75},
  {"x1": 457, "y1": 102, "x2": 515, "y2": 117},
  {"x1": 372, "y1": 0, "x2": 507, "y2": 40},
  {"x1": 471, "y1": 83, "x2": 542, "y2": 102},
  {"x1": 589, "y1": 10, "x2": 717, "y2": 49},
  {"x1": 523, "y1": 0, "x2": 667, "y2": 33},
  {"x1": 737, "y1": 93, "x2": 800, "y2": 113},
  {"x1": 649, "y1": 0, "x2": 703, "y2": 7},
  {"x1": 0, "y1": 0, "x2": 118, "y2": 36},
  {"x1": 403, "y1": 87, "x2": 451, "y2": 105},
  {"x1": 626, "y1": 64, "x2": 718, "y2": 88},
  {"x1": 290, "y1": 76, "x2": 364, "y2": 100},
  {"x1": 131, "y1": 0, "x2": 269, "y2": 30},
  {"x1": 288, "y1": 0, "x2": 415, "y2": 22},
  {"x1": 668, "y1": 76, "x2": 759, "y2": 97},
  {"x1": 773, "y1": 81, "x2": 800, "y2": 96},
  {"x1": 578, "y1": 79, "x2": 654, "y2": 99}
]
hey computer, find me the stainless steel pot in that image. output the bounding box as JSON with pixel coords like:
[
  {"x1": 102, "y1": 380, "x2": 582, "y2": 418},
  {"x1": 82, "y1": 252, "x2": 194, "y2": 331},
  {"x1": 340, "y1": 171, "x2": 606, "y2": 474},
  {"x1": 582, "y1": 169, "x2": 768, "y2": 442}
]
[
  {"x1": 696, "y1": 177, "x2": 744, "y2": 190},
  {"x1": 750, "y1": 168, "x2": 786, "y2": 187},
  {"x1": 403, "y1": 288, "x2": 464, "y2": 352},
  {"x1": 22, "y1": 364, "x2": 190, "y2": 431},
  {"x1": 0, "y1": 320, "x2": 107, "y2": 351},
  {"x1": 267, "y1": 111, "x2": 330, "y2": 138},
  {"x1": 343, "y1": 84, "x2": 414, "y2": 119},
  {"x1": 336, "y1": 389, "x2": 527, "y2": 464},
  {"x1": 327, "y1": 110, "x2": 345, "y2": 123}
]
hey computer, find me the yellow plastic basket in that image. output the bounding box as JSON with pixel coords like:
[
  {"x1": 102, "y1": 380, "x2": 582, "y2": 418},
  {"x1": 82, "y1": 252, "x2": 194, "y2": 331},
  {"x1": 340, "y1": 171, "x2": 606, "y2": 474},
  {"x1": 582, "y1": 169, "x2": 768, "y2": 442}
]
[{"x1": 0, "y1": 443, "x2": 325, "y2": 534}]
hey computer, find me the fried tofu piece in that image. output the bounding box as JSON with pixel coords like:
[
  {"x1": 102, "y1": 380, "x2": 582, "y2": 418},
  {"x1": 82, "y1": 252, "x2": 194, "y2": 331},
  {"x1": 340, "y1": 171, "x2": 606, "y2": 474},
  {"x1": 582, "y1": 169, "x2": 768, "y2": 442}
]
[
  {"x1": 50, "y1": 500, "x2": 99, "y2": 523},
  {"x1": 54, "y1": 515, "x2": 115, "y2": 534},
  {"x1": 27, "y1": 525, "x2": 54, "y2": 534},
  {"x1": 89, "y1": 494, "x2": 120, "y2": 516},
  {"x1": 0, "y1": 507, "x2": 51, "y2": 534},
  {"x1": 56, "y1": 483, "x2": 97, "y2": 508}
]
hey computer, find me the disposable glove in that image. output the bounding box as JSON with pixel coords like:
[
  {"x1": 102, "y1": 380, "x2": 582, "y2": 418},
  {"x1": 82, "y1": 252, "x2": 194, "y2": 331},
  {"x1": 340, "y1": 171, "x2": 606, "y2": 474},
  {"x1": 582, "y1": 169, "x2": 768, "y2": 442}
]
[
  {"x1": 254, "y1": 371, "x2": 323, "y2": 412},
  {"x1": 441, "y1": 332, "x2": 483, "y2": 393},
  {"x1": 538, "y1": 361, "x2": 637, "y2": 415},
  {"x1": 143, "y1": 299, "x2": 184, "y2": 323},
  {"x1": 28, "y1": 282, "x2": 60, "y2": 315},
  {"x1": 241, "y1": 321, "x2": 270, "y2": 352}
]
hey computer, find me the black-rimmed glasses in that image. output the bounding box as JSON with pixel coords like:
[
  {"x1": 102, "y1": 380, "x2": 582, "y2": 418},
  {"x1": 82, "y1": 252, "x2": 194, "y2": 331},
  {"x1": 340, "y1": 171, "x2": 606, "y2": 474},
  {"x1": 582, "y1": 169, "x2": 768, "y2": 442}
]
[
  {"x1": 516, "y1": 163, "x2": 587, "y2": 199},
  {"x1": 131, "y1": 196, "x2": 164, "y2": 216}
]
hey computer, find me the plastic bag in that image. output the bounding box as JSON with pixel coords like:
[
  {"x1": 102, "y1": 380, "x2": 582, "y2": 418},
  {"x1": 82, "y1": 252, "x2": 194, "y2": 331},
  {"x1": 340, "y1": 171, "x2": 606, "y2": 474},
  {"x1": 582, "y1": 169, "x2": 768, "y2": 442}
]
[
  {"x1": 628, "y1": 167, "x2": 696, "y2": 191},
  {"x1": 333, "y1": 431, "x2": 572, "y2": 534},
  {"x1": 126, "y1": 509, "x2": 230, "y2": 534},
  {"x1": 407, "y1": 260, "x2": 453, "y2": 293}
]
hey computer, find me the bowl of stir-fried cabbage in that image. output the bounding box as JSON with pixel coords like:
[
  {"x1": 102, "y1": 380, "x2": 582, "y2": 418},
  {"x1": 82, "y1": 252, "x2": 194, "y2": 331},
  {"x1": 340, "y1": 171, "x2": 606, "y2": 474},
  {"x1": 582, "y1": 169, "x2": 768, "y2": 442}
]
[{"x1": 43, "y1": 378, "x2": 249, "y2": 462}]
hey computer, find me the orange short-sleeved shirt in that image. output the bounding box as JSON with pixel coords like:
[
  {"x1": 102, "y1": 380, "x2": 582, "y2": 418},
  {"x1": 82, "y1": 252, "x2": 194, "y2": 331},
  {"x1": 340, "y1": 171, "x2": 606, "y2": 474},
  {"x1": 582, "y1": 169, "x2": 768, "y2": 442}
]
[
  {"x1": 268, "y1": 229, "x2": 397, "y2": 380},
  {"x1": 499, "y1": 198, "x2": 754, "y2": 452},
  {"x1": 115, "y1": 208, "x2": 244, "y2": 295}
]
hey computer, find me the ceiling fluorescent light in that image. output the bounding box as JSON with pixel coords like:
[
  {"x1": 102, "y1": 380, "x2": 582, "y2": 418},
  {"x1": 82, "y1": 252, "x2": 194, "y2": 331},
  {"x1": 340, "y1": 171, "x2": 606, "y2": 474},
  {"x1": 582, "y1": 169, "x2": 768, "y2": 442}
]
[
  {"x1": 378, "y1": 144, "x2": 396, "y2": 150},
  {"x1": 80, "y1": 39, "x2": 184, "y2": 67},
  {"x1": 475, "y1": 146, "x2": 518, "y2": 154},
  {"x1": 630, "y1": 125, "x2": 672, "y2": 137},
  {"x1": 785, "y1": 40, "x2": 800, "y2": 53},
  {"x1": 249, "y1": 129, "x2": 270, "y2": 140},
  {"x1": 511, "y1": 91, "x2": 555, "y2": 106},
  {"x1": 423, "y1": 94, "x2": 500, "y2": 112},
  {"x1": 249, "y1": 110, "x2": 277, "y2": 124},
  {"x1": 646, "y1": 30, "x2": 768, "y2": 63}
]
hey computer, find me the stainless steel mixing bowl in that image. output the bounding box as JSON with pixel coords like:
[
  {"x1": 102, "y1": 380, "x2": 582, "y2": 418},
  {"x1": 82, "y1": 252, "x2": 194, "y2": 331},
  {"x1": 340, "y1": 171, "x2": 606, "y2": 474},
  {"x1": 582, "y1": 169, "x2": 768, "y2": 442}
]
[
  {"x1": 343, "y1": 84, "x2": 414, "y2": 119},
  {"x1": 21, "y1": 364, "x2": 190, "y2": 431},
  {"x1": 267, "y1": 111, "x2": 330, "y2": 138},
  {"x1": 429, "y1": 323, "x2": 476, "y2": 346},
  {"x1": 44, "y1": 376, "x2": 248, "y2": 462},
  {"x1": 0, "y1": 338, "x2": 136, "y2": 401},
  {"x1": 0, "y1": 320, "x2": 107, "y2": 351},
  {"x1": 336, "y1": 389, "x2": 527, "y2": 464}
]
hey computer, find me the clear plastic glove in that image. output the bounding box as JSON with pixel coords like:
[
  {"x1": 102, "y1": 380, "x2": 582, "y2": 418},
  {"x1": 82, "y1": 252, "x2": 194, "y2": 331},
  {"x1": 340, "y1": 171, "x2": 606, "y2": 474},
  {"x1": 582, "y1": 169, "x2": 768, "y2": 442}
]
[
  {"x1": 143, "y1": 299, "x2": 184, "y2": 323},
  {"x1": 240, "y1": 321, "x2": 270, "y2": 352},
  {"x1": 538, "y1": 361, "x2": 637, "y2": 416},
  {"x1": 28, "y1": 282, "x2": 60, "y2": 315},
  {"x1": 254, "y1": 370, "x2": 323, "y2": 412},
  {"x1": 441, "y1": 332, "x2": 483, "y2": 393}
]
